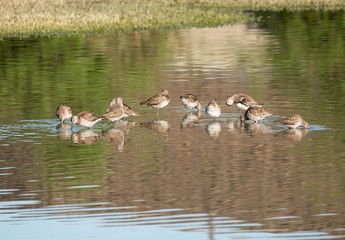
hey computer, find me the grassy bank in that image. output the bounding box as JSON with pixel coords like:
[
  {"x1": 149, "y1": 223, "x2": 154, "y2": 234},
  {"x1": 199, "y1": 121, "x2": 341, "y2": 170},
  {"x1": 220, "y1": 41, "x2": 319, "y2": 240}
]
[{"x1": 1, "y1": 0, "x2": 345, "y2": 38}]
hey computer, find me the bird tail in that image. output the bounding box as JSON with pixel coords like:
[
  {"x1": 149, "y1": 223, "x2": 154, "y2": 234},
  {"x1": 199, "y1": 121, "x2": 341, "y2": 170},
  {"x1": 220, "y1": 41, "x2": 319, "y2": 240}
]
[
  {"x1": 127, "y1": 109, "x2": 139, "y2": 116},
  {"x1": 140, "y1": 101, "x2": 146, "y2": 106}
]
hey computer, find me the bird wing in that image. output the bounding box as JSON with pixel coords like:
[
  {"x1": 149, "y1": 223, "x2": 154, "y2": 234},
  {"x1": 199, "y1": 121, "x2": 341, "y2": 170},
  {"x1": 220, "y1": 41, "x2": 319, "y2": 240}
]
[
  {"x1": 123, "y1": 103, "x2": 138, "y2": 116},
  {"x1": 185, "y1": 94, "x2": 198, "y2": 102},
  {"x1": 103, "y1": 106, "x2": 122, "y2": 119},
  {"x1": 275, "y1": 115, "x2": 300, "y2": 125},
  {"x1": 249, "y1": 107, "x2": 271, "y2": 116},
  {"x1": 234, "y1": 93, "x2": 250, "y2": 102},
  {"x1": 238, "y1": 95, "x2": 258, "y2": 105},
  {"x1": 245, "y1": 96, "x2": 258, "y2": 105},
  {"x1": 80, "y1": 111, "x2": 102, "y2": 121},
  {"x1": 141, "y1": 94, "x2": 164, "y2": 106},
  {"x1": 67, "y1": 107, "x2": 72, "y2": 114}
]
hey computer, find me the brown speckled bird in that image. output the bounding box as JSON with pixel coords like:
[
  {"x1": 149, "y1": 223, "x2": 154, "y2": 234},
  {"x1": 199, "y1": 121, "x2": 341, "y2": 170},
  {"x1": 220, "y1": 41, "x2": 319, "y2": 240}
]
[
  {"x1": 140, "y1": 90, "x2": 170, "y2": 116},
  {"x1": 102, "y1": 97, "x2": 125, "y2": 127},
  {"x1": 56, "y1": 105, "x2": 73, "y2": 123},
  {"x1": 180, "y1": 94, "x2": 202, "y2": 112},
  {"x1": 72, "y1": 111, "x2": 103, "y2": 128},
  {"x1": 274, "y1": 114, "x2": 309, "y2": 129},
  {"x1": 242, "y1": 106, "x2": 272, "y2": 123},
  {"x1": 205, "y1": 99, "x2": 221, "y2": 120},
  {"x1": 107, "y1": 98, "x2": 138, "y2": 118},
  {"x1": 226, "y1": 93, "x2": 261, "y2": 111}
]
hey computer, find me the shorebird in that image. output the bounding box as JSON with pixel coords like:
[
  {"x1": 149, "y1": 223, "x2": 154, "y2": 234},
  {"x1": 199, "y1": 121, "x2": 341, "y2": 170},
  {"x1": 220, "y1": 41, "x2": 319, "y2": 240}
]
[
  {"x1": 205, "y1": 99, "x2": 221, "y2": 120},
  {"x1": 180, "y1": 94, "x2": 202, "y2": 112},
  {"x1": 72, "y1": 111, "x2": 103, "y2": 128},
  {"x1": 102, "y1": 97, "x2": 124, "y2": 127},
  {"x1": 56, "y1": 105, "x2": 73, "y2": 123},
  {"x1": 242, "y1": 106, "x2": 272, "y2": 123},
  {"x1": 274, "y1": 114, "x2": 310, "y2": 129},
  {"x1": 140, "y1": 90, "x2": 170, "y2": 116},
  {"x1": 107, "y1": 98, "x2": 138, "y2": 118},
  {"x1": 226, "y1": 93, "x2": 260, "y2": 111},
  {"x1": 238, "y1": 97, "x2": 262, "y2": 109}
]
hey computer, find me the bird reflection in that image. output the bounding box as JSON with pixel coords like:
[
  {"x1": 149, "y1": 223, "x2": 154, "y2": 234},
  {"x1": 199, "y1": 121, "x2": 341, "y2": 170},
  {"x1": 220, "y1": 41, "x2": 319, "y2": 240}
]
[
  {"x1": 56, "y1": 123, "x2": 72, "y2": 139},
  {"x1": 206, "y1": 121, "x2": 222, "y2": 137},
  {"x1": 180, "y1": 111, "x2": 201, "y2": 129},
  {"x1": 102, "y1": 128, "x2": 125, "y2": 152},
  {"x1": 240, "y1": 121, "x2": 271, "y2": 136},
  {"x1": 140, "y1": 120, "x2": 170, "y2": 134},
  {"x1": 116, "y1": 120, "x2": 137, "y2": 134},
  {"x1": 227, "y1": 120, "x2": 242, "y2": 134},
  {"x1": 274, "y1": 128, "x2": 309, "y2": 142},
  {"x1": 72, "y1": 129, "x2": 101, "y2": 145}
]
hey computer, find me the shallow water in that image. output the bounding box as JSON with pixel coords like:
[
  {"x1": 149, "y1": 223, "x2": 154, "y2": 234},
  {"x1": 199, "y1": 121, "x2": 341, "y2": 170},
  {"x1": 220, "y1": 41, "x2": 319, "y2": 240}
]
[{"x1": 1, "y1": 11, "x2": 345, "y2": 240}]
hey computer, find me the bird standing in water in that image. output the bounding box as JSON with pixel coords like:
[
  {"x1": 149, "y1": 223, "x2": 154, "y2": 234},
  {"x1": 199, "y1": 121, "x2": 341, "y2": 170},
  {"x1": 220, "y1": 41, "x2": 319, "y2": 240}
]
[
  {"x1": 140, "y1": 90, "x2": 170, "y2": 116},
  {"x1": 242, "y1": 106, "x2": 272, "y2": 123},
  {"x1": 180, "y1": 94, "x2": 202, "y2": 113},
  {"x1": 102, "y1": 97, "x2": 125, "y2": 128},
  {"x1": 205, "y1": 99, "x2": 221, "y2": 120},
  {"x1": 106, "y1": 97, "x2": 138, "y2": 118},
  {"x1": 72, "y1": 111, "x2": 103, "y2": 128},
  {"x1": 274, "y1": 114, "x2": 309, "y2": 129},
  {"x1": 56, "y1": 105, "x2": 73, "y2": 123}
]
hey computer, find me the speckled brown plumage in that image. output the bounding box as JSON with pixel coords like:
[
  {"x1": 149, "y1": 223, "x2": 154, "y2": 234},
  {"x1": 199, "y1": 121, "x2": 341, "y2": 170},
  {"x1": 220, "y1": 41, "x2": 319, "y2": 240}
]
[
  {"x1": 180, "y1": 94, "x2": 202, "y2": 111},
  {"x1": 72, "y1": 111, "x2": 103, "y2": 128},
  {"x1": 244, "y1": 106, "x2": 272, "y2": 123},
  {"x1": 274, "y1": 114, "x2": 309, "y2": 129},
  {"x1": 102, "y1": 97, "x2": 124, "y2": 123},
  {"x1": 226, "y1": 93, "x2": 260, "y2": 111},
  {"x1": 205, "y1": 99, "x2": 221, "y2": 119},
  {"x1": 140, "y1": 90, "x2": 170, "y2": 110},
  {"x1": 56, "y1": 105, "x2": 73, "y2": 123},
  {"x1": 107, "y1": 98, "x2": 138, "y2": 118}
]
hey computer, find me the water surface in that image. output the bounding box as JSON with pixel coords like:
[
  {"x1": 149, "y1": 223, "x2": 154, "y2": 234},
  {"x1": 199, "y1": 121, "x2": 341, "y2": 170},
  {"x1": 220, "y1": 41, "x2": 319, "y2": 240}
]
[{"x1": 0, "y1": 10, "x2": 345, "y2": 240}]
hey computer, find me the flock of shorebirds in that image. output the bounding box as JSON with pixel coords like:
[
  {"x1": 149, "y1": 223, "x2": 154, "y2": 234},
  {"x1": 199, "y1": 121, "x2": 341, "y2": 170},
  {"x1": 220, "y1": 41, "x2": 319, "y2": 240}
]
[{"x1": 56, "y1": 89, "x2": 310, "y2": 130}]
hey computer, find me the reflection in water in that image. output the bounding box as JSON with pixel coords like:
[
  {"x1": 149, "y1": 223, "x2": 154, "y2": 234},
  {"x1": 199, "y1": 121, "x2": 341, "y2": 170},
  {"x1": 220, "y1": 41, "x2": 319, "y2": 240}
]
[
  {"x1": 140, "y1": 120, "x2": 170, "y2": 134},
  {"x1": 72, "y1": 129, "x2": 101, "y2": 145},
  {"x1": 274, "y1": 128, "x2": 309, "y2": 142},
  {"x1": 102, "y1": 128, "x2": 125, "y2": 152},
  {"x1": 56, "y1": 123, "x2": 72, "y2": 139},
  {"x1": 206, "y1": 121, "x2": 222, "y2": 137},
  {"x1": 227, "y1": 121, "x2": 236, "y2": 132},
  {"x1": 180, "y1": 111, "x2": 201, "y2": 129},
  {"x1": 1, "y1": 15, "x2": 345, "y2": 240},
  {"x1": 240, "y1": 121, "x2": 271, "y2": 136},
  {"x1": 116, "y1": 120, "x2": 137, "y2": 134}
]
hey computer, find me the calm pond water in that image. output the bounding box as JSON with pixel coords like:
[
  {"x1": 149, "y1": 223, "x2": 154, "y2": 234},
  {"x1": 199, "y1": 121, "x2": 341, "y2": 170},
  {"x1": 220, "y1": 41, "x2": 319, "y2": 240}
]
[{"x1": 1, "y1": 10, "x2": 345, "y2": 240}]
